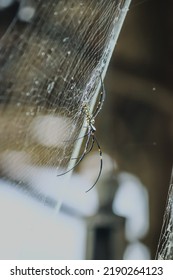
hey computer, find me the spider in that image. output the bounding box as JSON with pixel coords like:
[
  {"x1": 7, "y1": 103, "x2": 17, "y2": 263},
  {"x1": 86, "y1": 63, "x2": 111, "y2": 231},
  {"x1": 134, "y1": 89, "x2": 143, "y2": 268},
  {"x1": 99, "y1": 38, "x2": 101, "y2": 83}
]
[{"x1": 57, "y1": 74, "x2": 106, "y2": 192}]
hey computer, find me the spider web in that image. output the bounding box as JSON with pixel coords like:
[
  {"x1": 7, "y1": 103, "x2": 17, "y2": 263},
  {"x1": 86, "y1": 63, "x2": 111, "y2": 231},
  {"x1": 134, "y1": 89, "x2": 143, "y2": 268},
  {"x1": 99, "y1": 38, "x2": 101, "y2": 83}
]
[
  {"x1": 156, "y1": 168, "x2": 173, "y2": 259},
  {"x1": 0, "y1": 0, "x2": 131, "y2": 206}
]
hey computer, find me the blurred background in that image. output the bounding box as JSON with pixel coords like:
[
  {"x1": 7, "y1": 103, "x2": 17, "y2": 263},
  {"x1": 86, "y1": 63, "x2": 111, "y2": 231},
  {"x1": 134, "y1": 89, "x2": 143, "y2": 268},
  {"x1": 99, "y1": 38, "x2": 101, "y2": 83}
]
[
  {"x1": 101, "y1": 0, "x2": 173, "y2": 258},
  {"x1": 0, "y1": 0, "x2": 173, "y2": 260}
]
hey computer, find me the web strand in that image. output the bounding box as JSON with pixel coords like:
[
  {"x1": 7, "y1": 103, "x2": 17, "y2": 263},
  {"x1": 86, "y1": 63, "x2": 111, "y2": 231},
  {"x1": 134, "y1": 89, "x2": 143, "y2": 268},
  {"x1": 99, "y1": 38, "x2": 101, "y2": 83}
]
[{"x1": 0, "y1": 0, "x2": 131, "y2": 200}]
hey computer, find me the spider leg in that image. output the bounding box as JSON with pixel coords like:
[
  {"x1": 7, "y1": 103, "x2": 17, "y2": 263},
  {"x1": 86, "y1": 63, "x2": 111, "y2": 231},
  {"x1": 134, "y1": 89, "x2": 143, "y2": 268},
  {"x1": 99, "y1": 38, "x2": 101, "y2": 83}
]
[
  {"x1": 85, "y1": 135, "x2": 103, "y2": 192},
  {"x1": 92, "y1": 74, "x2": 106, "y2": 119},
  {"x1": 64, "y1": 130, "x2": 90, "y2": 143},
  {"x1": 57, "y1": 130, "x2": 91, "y2": 176},
  {"x1": 71, "y1": 134, "x2": 95, "y2": 160}
]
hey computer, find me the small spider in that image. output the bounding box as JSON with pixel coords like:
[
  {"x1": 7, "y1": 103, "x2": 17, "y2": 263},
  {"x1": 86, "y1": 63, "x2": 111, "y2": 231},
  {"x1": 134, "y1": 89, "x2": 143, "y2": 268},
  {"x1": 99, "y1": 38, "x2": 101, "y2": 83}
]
[{"x1": 57, "y1": 74, "x2": 106, "y2": 192}]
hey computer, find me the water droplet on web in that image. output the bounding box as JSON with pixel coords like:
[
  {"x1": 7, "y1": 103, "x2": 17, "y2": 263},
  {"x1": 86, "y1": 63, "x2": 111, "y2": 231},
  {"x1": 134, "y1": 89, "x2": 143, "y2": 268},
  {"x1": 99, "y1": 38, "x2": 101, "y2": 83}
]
[
  {"x1": 47, "y1": 82, "x2": 55, "y2": 94},
  {"x1": 63, "y1": 37, "x2": 69, "y2": 43},
  {"x1": 71, "y1": 84, "x2": 75, "y2": 90}
]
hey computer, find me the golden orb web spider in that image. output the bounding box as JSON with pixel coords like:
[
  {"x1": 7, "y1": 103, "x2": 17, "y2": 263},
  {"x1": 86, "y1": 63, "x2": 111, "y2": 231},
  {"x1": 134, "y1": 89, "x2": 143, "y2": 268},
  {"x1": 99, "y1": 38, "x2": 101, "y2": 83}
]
[{"x1": 57, "y1": 75, "x2": 106, "y2": 192}]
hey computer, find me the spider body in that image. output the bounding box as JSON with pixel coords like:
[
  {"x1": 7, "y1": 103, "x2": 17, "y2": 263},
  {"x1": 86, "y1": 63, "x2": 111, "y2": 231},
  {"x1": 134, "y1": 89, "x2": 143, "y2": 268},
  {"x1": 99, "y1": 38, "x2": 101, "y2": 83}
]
[{"x1": 83, "y1": 103, "x2": 96, "y2": 133}]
